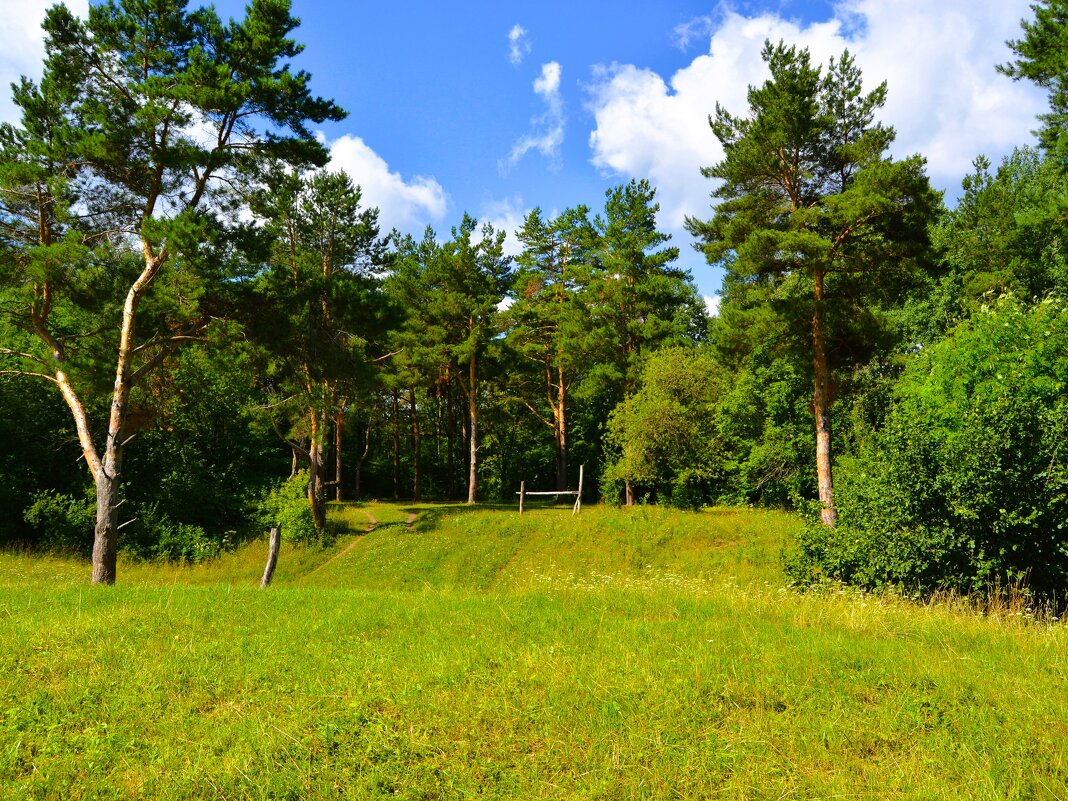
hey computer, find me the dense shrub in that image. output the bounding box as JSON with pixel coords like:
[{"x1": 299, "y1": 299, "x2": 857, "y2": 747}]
[
  {"x1": 602, "y1": 347, "x2": 727, "y2": 507},
  {"x1": 23, "y1": 490, "x2": 96, "y2": 555},
  {"x1": 789, "y1": 296, "x2": 1068, "y2": 604},
  {"x1": 123, "y1": 503, "x2": 224, "y2": 563},
  {"x1": 256, "y1": 470, "x2": 320, "y2": 545}
]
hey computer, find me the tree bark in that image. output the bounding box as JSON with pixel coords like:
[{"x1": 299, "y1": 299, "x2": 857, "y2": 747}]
[
  {"x1": 260, "y1": 526, "x2": 280, "y2": 588},
  {"x1": 91, "y1": 472, "x2": 120, "y2": 585},
  {"x1": 466, "y1": 352, "x2": 478, "y2": 505},
  {"x1": 812, "y1": 268, "x2": 837, "y2": 527},
  {"x1": 553, "y1": 363, "x2": 568, "y2": 493},
  {"x1": 391, "y1": 389, "x2": 401, "y2": 500},
  {"x1": 445, "y1": 374, "x2": 456, "y2": 500},
  {"x1": 307, "y1": 411, "x2": 327, "y2": 532},
  {"x1": 334, "y1": 409, "x2": 345, "y2": 502},
  {"x1": 409, "y1": 386, "x2": 422, "y2": 501}
]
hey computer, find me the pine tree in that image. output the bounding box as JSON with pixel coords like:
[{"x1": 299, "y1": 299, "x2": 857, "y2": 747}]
[{"x1": 686, "y1": 42, "x2": 938, "y2": 526}]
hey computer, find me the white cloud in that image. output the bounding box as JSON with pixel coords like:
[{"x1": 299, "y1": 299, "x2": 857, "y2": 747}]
[
  {"x1": 503, "y1": 61, "x2": 566, "y2": 171},
  {"x1": 703, "y1": 294, "x2": 720, "y2": 318},
  {"x1": 479, "y1": 194, "x2": 528, "y2": 258},
  {"x1": 587, "y1": 1, "x2": 1046, "y2": 237},
  {"x1": 327, "y1": 134, "x2": 448, "y2": 235},
  {"x1": 672, "y1": 14, "x2": 716, "y2": 52},
  {"x1": 508, "y1": 24, "x2": 531, "y2": 66},
  {"x1": 0, "y1": 1, "x2": 89, "y2": 125}
]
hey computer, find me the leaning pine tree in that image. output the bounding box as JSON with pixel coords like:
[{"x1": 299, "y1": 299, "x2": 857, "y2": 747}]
[
  {"x1": 686, "y1": 41, "x2": 938, "y2": 525},
  {"x1": 0, "y1": 0, "x2": 343, "y2": 583}
]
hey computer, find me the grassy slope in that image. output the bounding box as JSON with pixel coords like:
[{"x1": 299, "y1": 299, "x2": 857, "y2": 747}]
[{"x1": 0, "y1": 502, "x2": 1065, "y2": 799}]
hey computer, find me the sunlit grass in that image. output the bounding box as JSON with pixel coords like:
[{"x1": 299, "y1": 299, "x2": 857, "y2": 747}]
[{"x1": 0, "y1": 502, "x2": 1065, "y2": 798}]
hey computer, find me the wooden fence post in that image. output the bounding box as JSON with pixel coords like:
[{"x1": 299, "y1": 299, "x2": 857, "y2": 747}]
[
  {"x1": 260, "y1": 526, "x2": 281, "y2": 588},
  {"x1": 572, "y1": 464, "x2": 584, "y2": 515},
  {"x1": 519, "y1": 481, "x2": 525, "y2": 515}
]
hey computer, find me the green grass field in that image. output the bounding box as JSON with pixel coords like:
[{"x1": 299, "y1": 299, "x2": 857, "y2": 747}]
[{"x1": 1, "y1": 502, "x2": 1066, "y2": 799}]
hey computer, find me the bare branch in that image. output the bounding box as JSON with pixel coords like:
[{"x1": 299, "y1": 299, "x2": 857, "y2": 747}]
[
  {"x1": 0, "y1": 370, "x2": 59, "y2": 384},
  {"x1": 0, "y1": 348, "x2": 50, "y2": 367}
]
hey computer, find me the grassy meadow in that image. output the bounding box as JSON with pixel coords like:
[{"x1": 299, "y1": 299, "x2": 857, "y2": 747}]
[{"x1": 1, "y1": 502, "x2": 1066, "y2": 799}]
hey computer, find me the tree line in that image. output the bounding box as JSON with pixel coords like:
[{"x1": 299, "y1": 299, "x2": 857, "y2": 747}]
[{"x1": 0, "y1": 0, "x2": 1066, "y2": 601}]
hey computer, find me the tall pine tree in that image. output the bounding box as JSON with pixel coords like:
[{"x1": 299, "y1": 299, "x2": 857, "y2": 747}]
[{"x1": 686, "y1": 42, "x2": 938, "y2": 525}]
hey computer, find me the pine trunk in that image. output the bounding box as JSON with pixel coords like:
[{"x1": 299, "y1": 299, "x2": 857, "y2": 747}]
[
  {"x1": 308, "y1": 412, "x2": 327, "y2": 532},
  {"x1": 812, "y1": 268, "x2": 837, "y2": 527},
  {"x1": 466, "y1": 354, "x2": 478, "y2": 505},
  {"x1": 334, "y1": 409, "x2": 344, "y2": 502},
  {"x1": 391, "y1": 390, "x2": 401, "y2": 500},
  {"x1": 409, "y1": 386, "x2": 422, "y2": 501},
  {"x1": 91, "y1": 472, "x2": 120, "y2": 585}
]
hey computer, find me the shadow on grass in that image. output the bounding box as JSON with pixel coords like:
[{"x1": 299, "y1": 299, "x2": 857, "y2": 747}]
[{"x1": 331, "y1": 498, "x2": 584, "y2": 537}]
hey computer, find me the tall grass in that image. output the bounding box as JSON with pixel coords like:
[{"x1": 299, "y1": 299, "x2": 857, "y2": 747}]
[{"x1": 0, "y1": 502, "x2": 1065, "y2": 799}]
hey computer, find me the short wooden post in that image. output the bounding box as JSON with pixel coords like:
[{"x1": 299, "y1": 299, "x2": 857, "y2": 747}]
[
  {"x1": 260, "y1": 526, "x2": 281, "y2": 588},
  {"x1": 572, "y1": 464, "x2": 584, "y2": 515},
  {"x1": 519, "y1": 481, "x2": 526, "y2": 515}
]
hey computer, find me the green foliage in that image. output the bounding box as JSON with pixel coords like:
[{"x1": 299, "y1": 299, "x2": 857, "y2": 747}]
[
  {"x1": 257, "y1": 471, "x2": 319, "y2": 545},
  {"x1": 714, "y1": 349, "x2": 816, "y2": 506},
  {"x1": 22, "y1": 490, "x2": 95, "y2": 554},
  {"x1": 603, "y1": 347, "x2": 726, "y2": 507},
  {"x1": 1000, "y1": 0, "x2": 1068, "y2": 162},
  {"x1": 929, "y1": 147, "x2": 1068, "y2": 325},
  {"x1": 790, "y1": 296, "x2": 1068, "y2": 603},
  {"x1": 123, "y1": 504, "x2": 222, "y2": 564}
]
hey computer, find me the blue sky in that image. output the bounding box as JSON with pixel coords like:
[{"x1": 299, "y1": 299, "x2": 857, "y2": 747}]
[{"x1": 0, "y1": 1, "x2": 1048, "y2": 305}]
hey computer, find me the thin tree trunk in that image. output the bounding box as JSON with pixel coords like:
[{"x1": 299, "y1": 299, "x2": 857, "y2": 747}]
[
  {"x1": 445, "y1": 375, "x2": 456, "y2": 500},
  {"x1": 334, "y1": 409, "x2": 345, "y2": 502},
  {"x1": 553, "y1": 363, "x2": 568, "y2": 493},
  {"x1": 812, "y1": 268, "x2": 836, "y2": 527},
  {"x1": 354, "y1": 419, "x2": 371, "y2": 500},
  {"x1": 392, "y1": 389, "x2": 401, "y2": 500},
  {"x1": 409, "y1": 386, "x2": 422, "y2": 501},
  {"x1": 466, "y1": 352, "x2": 477, "y2": 505},
  {"x1": 308, "y1": 411, "x2": 327, "y2": 531},
  {"x1": 625, "y1": 480, "x2": 635, "y2": 507},
  {"x1": 260, "y1": 527, "x2": 281, "y2": 588}
]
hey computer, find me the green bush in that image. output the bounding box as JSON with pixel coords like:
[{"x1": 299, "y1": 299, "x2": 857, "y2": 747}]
[
  {"x1": 123, "y1": 503, "x2": 222, "y2": 563},
  {"x1": 23, "y1": 490, "x2": 95, "y2": 554},
  {"x1": 789, "y1": 296, "x2": 1068, "y2": 604},
  {"x1": 256, "y1": 470, "x2": 319, "y2": 545}
]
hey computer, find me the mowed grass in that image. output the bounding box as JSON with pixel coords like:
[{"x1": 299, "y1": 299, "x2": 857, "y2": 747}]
[{"x1": 0, "y1": 503, "x2": 1066, "y2": 799}]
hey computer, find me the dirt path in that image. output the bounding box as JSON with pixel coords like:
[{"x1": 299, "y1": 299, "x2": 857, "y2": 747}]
[
  {"x1": 405, "y1": 512, "x2": 417, "y2": 530},
  {"x1": 298, "y1": 511, "x2": 377, "y2": 581}
]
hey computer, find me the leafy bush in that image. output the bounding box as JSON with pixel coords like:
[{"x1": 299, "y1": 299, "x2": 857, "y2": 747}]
[
  {"x1": 602, "y1": 347, "x2": 727, "y2": 507},
  {"x1": 256, "y1": 470, "x2": 319, "y2": 545},
  {"x1": 789, "y1": 296, "x2": 1068, "y2": 604},
  {"x1": 23, "y1": 490, "x2": 95, "y2": 554},
  {"x1": 123, "y1": 503, "x2": 223, "y2": 563}
]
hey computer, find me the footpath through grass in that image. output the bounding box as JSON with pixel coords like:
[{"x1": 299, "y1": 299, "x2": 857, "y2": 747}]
[{"x1": 0, "y1": 502, "x2": 1066, "y2": 799}]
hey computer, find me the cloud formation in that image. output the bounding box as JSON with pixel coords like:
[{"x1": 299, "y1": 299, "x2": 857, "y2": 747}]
[
  {"x1": 327, "y1": 134, "x2": 448, "y2": 235},
  {"x1": 503, "y1": 61, "x2": 566, "y2": 171},
  {"x1": 508, "y1": 24, "x2": 531, "y2": 66},
  {"x1": 587, "y1": 1, "x2": 1046, "y2": 236},
  {"x1": 0, "y1": 0, "x2": 89, "y2": 125},
  {"x1": 479, "y1": 194, "x2": 529, "y2": 258}
]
